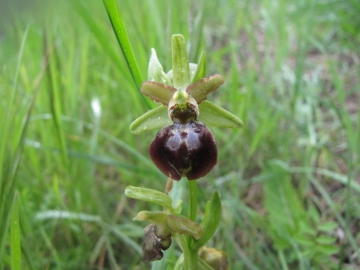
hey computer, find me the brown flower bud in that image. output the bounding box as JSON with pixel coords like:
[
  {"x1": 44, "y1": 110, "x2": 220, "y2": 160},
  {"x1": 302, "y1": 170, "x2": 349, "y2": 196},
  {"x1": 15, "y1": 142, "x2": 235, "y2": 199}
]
[
  {"x1": 149, "y1": 121, "x2": 217, "y2": 180},
  {"x1": 142, "y1": 224, "x2": 172, "y2": 262}
]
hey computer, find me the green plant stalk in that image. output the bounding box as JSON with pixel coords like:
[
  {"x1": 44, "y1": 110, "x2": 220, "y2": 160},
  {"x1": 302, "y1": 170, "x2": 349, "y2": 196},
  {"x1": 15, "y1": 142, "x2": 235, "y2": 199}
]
[
  {"x1": 11, "y1": 192, "x2": 21, "y2": 270},
  {"x1": 174, "y1": 234, "x2": 198, "y2": 270},
  {"x1": 278, "y1": 249, "x2": 289, "y2": 270},
  {"x1": 188, "y1": 180, "x2": 198, "y2": 268},
  {"x1": 188, "y1": 180, "x2": 197, "y2": 222}
]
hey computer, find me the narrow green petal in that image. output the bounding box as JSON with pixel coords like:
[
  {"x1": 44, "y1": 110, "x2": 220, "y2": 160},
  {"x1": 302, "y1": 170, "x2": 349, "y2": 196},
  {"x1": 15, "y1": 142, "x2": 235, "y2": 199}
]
[
  {"x1": 148, "y1": 48, "x2": 172, "y2": 85},
  {"x1": 172, "y1": 34, "x2": 191, "y2": 90},
  {"x1": 187, "y1": 74, "x2": 224, "y2": 103},
  {"x1": 148, "y1": 48, "x2": 164, "y2": 81},
  {"x1": 191, "y1": 51, "x2": 206, "y2": 83},
  {"x1": 198, "y1": 100, "x2": 243, "y2": 128},
  {"x1": 129, "y1": 105, "x2": 172, "y2": 135},
  {"x1": 141, "y1": 81, "x2": 176, "y2": 105}
]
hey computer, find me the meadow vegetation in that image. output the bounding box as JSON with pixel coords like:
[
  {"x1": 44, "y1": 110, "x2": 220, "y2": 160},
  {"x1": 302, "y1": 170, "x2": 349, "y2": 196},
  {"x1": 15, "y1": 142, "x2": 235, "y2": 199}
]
[{"x1": 0, "y1": 0, "x2": 359, "y2": 269}]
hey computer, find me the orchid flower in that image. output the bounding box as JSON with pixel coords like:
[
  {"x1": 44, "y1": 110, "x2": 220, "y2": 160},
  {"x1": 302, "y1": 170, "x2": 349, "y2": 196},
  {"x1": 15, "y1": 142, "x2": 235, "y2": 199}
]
[{"x1": 130, "y1": 34, "x2": 242, "y2": 180}]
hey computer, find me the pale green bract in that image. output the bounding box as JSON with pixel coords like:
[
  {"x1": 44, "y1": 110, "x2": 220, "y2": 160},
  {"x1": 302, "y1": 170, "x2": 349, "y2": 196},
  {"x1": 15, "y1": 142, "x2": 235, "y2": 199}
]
[
  {"x1": 125, "y1": 186, "x2": 174, "y2": 212},
  {"x1": 133, "y1": 210, "x2": 204, "y2": 240}
]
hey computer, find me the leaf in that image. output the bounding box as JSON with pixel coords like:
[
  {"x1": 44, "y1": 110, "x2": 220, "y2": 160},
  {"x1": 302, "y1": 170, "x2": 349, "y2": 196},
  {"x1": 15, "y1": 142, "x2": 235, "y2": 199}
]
[
  {"x1": 193, "y1": 190, "x2": 222, "y2": 251},
  {"x1": 308, "y1": 205, "x2": 320, "y2": 224},
  {"x1": 167, "y1": 215, "x2": 203, "y2": 240},
  {"x1": 317, "y1": 244, "x2": 339, "y2": 256},
  {"x1": 141, "y1": 81, "x2": 176, "y2": 105},
  {"x1": 129, "y1": 105, "x2": 172, "y2": 134},
  {"x1": 77, "y1": 0, "x2": 151, "y2": 109},
  {"x1": 172, "y1": 34, "x2": 191, "y2": 90},
  {"x1": 191, "y1": 51, "x2": 206, "y2": 83},
  {"x1": 187, "y1": 74, "x2": 224, "y2": 103},
  {"x1": 316, "y1": 236, "x2": 336, "y2": 245},
  {"x1": 198, "y1": 100, "x2": 243, "y2": 129},
  {"x1": 293, "y1": 235, "x2": 315, "y2": 246},
  {"x1": 264, "y1": 164, "x2": 307, "y2": 248},
  {"x1": 11, "y1": 192, "x2": 21, "y2": 270},
  {"x1": 102, "y1": 0, "x2": 143, "y2": 90},
  {"x1": 317, "y1": 221, "x2": 338, "y2": 232},
  {"x1": 125, "y1": 186, "x2": 174, "y2": 212}
]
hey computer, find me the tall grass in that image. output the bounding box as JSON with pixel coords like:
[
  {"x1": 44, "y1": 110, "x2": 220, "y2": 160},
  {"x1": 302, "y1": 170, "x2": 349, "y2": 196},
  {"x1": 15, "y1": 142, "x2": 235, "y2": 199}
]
[{"x1": 0, "y1": 0, "x2": 359, "y2": 269}]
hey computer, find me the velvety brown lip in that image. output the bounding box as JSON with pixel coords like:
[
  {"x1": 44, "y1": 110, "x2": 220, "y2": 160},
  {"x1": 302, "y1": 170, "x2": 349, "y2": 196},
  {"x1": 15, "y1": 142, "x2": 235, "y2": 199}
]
[{"x1": 149, "y1": 121, "x2": 217, "y2": 180}]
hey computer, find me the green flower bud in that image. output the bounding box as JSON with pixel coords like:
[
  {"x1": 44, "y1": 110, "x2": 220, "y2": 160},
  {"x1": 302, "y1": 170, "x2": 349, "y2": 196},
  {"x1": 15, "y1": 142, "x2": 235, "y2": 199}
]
[{"x1": 199, "y1": 246, "x2": 229, "y2": 270}]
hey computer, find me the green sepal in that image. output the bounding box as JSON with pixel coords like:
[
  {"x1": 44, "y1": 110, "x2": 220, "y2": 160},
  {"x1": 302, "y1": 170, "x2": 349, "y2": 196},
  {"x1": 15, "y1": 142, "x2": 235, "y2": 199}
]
[
  {"x1": 191, "y1": 51, "x2": 206, "y2": 84},
  {"x1": 141, "y1": 81, "x2": 176, "y2": 105},
  {"x1": 187, "y1": 74, "x2": 224, "y2": 103},
  {"x1": 198, "y1": 100, "x2": 243, "y2": 129},
  {"x1": 193, "y1": 190, "x2": 222, "y2": 250},
  {"x1": 148, "y1": 48, "x2": 172, "y2": 85},
  {"x1": 167, "y1": 215, "x2": 203, "y2": 240},
  {"x1": 172, "y1": 34, "x2": 191, "y2": 90},
  {"x1": 125, "y1": 186, "x2": 174, "y2": 212},
  {"x1": 129, "y1": 105, "x2": 172, "y2": 134}
]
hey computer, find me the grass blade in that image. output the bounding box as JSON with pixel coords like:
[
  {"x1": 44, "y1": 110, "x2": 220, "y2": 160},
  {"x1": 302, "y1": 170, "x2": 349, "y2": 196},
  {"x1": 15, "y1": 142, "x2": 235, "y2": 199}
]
[
  {"x1": 102, "y1": 0, "x2": 143, "y2": 91},
  {"x1": 11, "y1": 192, "x2": 21, "y2": 270}
]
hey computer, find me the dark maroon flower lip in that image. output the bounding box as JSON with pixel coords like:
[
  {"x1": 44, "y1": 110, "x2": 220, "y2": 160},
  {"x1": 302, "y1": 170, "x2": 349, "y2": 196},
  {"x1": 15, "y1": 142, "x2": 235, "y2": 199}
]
[{"x1": 149, "y1": 121, "x2": 217, "y2": 180}]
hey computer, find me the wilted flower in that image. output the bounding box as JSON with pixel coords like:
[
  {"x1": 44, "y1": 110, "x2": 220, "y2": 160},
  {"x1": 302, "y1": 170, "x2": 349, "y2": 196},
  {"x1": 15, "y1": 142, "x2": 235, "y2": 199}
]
[
  {"x1": 132, "y1": 209, "x2": 203, "y2": 262},
  {"x1": 142, "y1": 224, "x2": 172, "y2": 262}
]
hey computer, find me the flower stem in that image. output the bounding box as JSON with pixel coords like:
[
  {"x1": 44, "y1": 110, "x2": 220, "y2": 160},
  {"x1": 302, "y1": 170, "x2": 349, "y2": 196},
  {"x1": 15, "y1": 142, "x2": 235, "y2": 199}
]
[
  {"x1": 188, "y1": 180, "x2": 197, "y2": 222},
  {"x1": 174, "y1": 234, "x2": 198, "y2": 270},
  {"x1": 188, "y1": 180, "x2": 198, "y2": 269}
]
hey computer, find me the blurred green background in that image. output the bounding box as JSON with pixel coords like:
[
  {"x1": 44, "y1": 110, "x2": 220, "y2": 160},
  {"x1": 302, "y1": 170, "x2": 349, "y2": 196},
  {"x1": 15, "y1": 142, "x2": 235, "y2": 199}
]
[{"x1": 1, "y1": 0, "x2": 359, "y2": 269}]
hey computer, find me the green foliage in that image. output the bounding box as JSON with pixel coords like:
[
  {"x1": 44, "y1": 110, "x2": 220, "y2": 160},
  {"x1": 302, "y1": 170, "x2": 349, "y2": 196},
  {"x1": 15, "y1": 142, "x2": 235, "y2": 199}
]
[
  {"x1": 263, "y1": 163, "x2": 338, "y2": 268},
  {"x1": 193, "y1": 191, "x2": 222, "y2": 251},
  {"x1": 102, "y1": 0, "x2": 143, "y2": 91},
  {"x1": 11, "y1": 193, "x2": 21, "y2": 270},
  {"x1": 1, "y1": 0, "x2": 359, "y2": 269}
]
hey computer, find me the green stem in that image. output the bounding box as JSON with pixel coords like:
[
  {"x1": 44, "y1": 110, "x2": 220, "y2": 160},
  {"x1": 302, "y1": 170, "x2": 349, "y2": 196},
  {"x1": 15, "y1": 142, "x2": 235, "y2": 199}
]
[
  {"x1": 188, "y1": 180, "x2": 198, "y2": 269},
  {"x1": 188, "y1": 180, "x2": 197, "y2": 222},
  {"x1": 174, "y1": 234, "x2": 198, "y2": 270}
]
